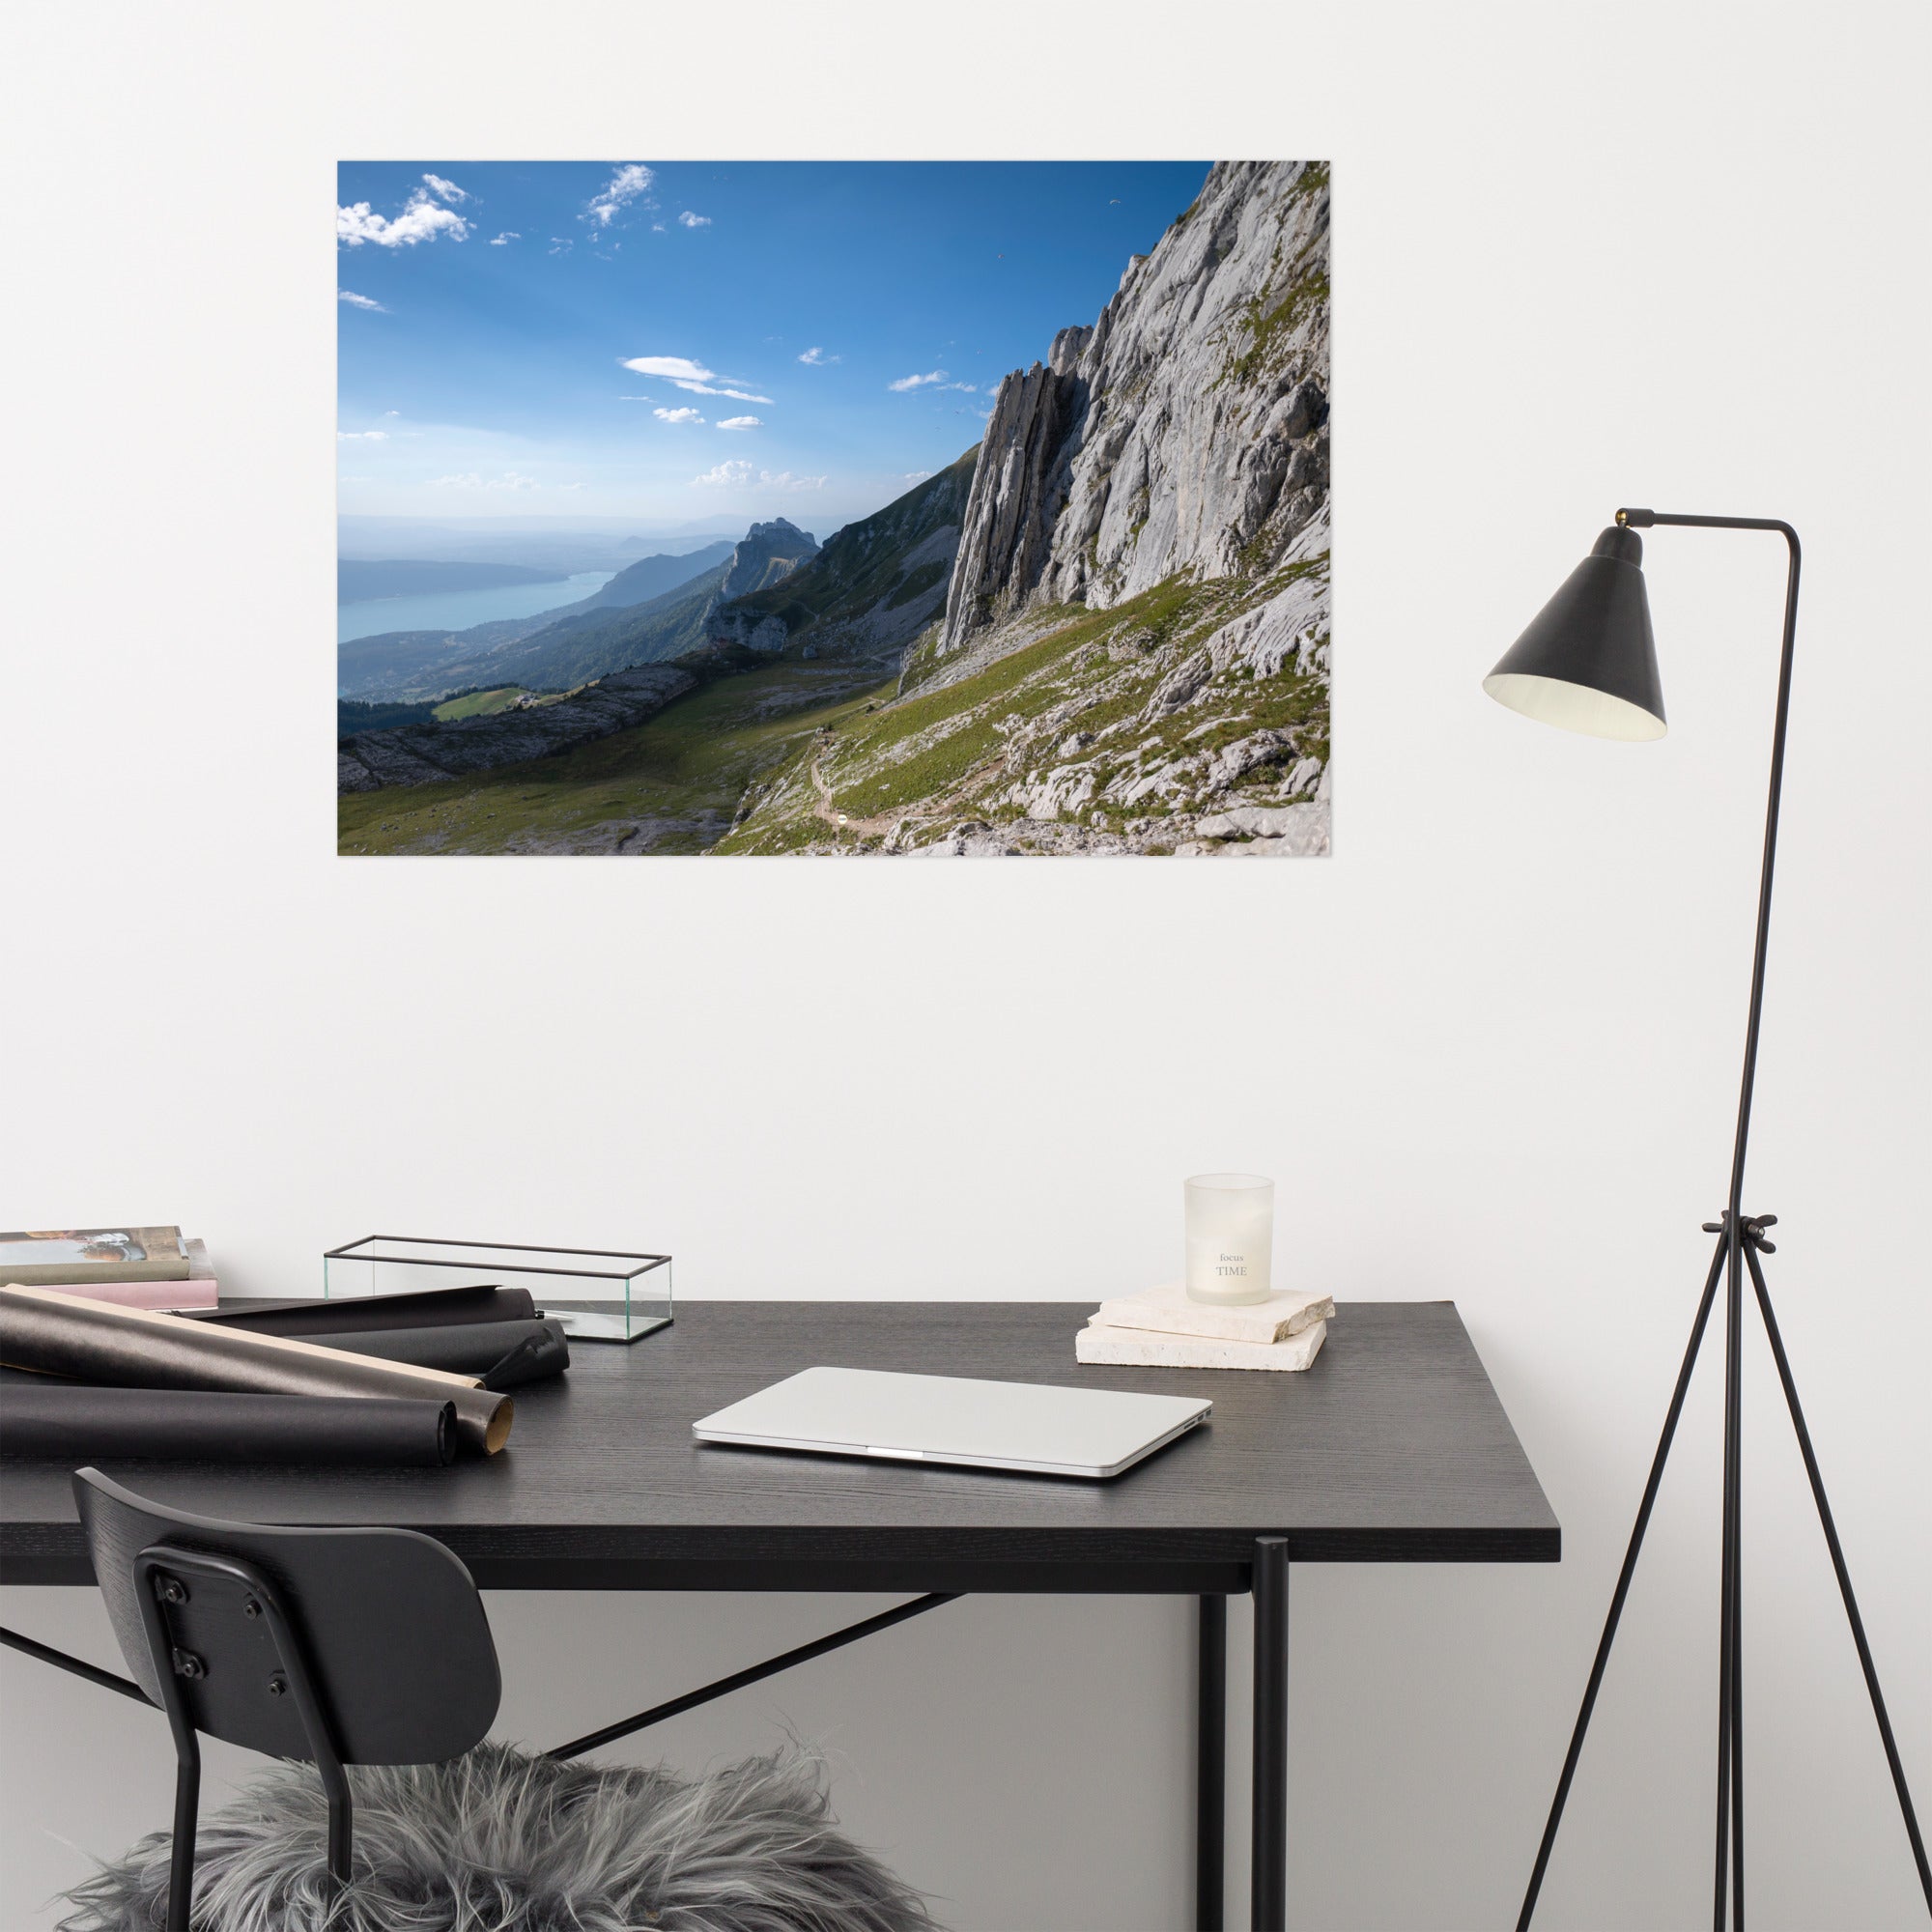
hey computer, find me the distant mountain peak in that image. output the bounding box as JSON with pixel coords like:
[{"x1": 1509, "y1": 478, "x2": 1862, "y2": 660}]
[
  {"x1": 743, "y1": 516, "x2": 814, "y2": 545},
  {"x1": 720, "y1": 518, "x2": 821, "y2": 602}
]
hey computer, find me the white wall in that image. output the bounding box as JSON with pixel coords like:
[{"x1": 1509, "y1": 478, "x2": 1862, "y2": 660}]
[{"x1": 3, "y1": 3, "x2": 1927, "y2": 1925}]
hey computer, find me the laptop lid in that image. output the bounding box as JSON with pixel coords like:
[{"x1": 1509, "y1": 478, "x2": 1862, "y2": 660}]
[{"x1": 692, "y1": 1366, "x2": 1211, "y2": 1480}]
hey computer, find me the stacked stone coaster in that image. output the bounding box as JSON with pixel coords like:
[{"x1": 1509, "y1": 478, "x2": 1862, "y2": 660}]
[{"x1": 1074, "y1": 1280, "x2": 1332, "y2": 1371}]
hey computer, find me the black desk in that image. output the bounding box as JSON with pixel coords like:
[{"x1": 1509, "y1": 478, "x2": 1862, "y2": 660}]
[{"x1": 0, "y1": 1300, "x2": 1558, "y2": 1929}]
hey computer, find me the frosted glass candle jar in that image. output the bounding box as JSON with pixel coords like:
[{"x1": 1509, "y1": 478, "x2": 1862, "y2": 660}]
[{"x1": 1184, "y1": 1173, "x2": 1275, "y2": 1304}]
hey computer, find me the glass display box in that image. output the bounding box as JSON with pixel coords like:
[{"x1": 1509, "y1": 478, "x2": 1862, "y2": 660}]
[{"x1": 323, "y1": 1237, "x2": 671, "y2": 1343}]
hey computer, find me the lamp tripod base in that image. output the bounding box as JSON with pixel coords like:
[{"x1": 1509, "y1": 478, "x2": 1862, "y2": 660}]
[{"x1": 1519, "y1": 1213, "x2": 1931, "y2": 1929}]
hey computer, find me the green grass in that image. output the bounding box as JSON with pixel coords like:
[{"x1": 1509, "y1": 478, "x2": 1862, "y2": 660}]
[
  {"x1": 339, "y1": 557, "x2": 1330, "y2": 857},
  {"x1": 431, "y1": 686, "x2": 525, "y2": 722},
  {"x1": 1225, "y1": 264, "x2": 1329, "y2": 388},
  {"x1": 884, "y1": 558, "x2": 951, "y2": 611},
  {"x1": 775, "y1": 569, "x2": 1317, "y2": 834},
  {"x1": 338, "y1": 664, "x2": 891, "y2": 855}
]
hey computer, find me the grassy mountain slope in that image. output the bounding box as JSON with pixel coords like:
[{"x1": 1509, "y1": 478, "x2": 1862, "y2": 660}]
[
  {"x1": 719, "y1": 547, "x2": 1329, "y2": 854},
  {"x1": 579, "y1": 540, "x2": 733, "y2": 610},
  {"x1": 337, "y1": 687, "x2": 525, "y2": 736},
  {"x1": 338, "y1": 654, "x2": 886, "y2": 854},
  {"x1": 336, "y1": 545, "x2": 1326, "y2": 855},
  {"x1": 437, "y1": 563, "x2": 731, "y2": 691},
  {"x1": 428, "y1": 521, "x2": 825, "y2": 694},
  {"x1": 336, "y1": 542, "x2": 750, "y2": 703},
  {"x1": 709, "y1": 450, "x2": 977, "y2": 665}
]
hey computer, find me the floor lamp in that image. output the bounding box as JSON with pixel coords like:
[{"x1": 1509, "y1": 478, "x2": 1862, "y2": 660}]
[{"x1": 1483, "y1": 510, "x2": 1931, "y2": 1929}]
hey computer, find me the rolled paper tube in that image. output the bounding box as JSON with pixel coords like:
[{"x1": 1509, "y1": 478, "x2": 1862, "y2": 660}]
[
  {"x1": 306, "y1": 1319, "x2": 568, "y2": 1385},
  {"x1": 479, "y1": 1334, "x2": 553, "y2": 1393},
  {"x1": 0, "y1": 1285, "x2": 513, "y2": 1457},
  {"x1": 0, "y1": 1385, "x2": 457, "y2": 1467},
  {"x1": 185, "y1": 1283, "x2": 538, "y2": 1335}
]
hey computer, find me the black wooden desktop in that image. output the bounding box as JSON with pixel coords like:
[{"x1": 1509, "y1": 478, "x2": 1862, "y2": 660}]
[{"x1": 0, "y1": 1300, "x2": 1558, "y2": 1931}]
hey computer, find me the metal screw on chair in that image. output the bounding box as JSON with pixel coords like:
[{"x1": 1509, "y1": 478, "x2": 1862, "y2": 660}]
[
  {"x1": 242, "y1": 1598, "x2": 262, "y2": 1619},
  {"x1": 171, "y1": 1648, "x2": 205, "y2": 1680},
  {"x1": 155, "y1": 1576, "x2": 188, "y2": 1605},
  {"x1": 267, "y1": 1672, "x2": 288, "y2": 1697}
]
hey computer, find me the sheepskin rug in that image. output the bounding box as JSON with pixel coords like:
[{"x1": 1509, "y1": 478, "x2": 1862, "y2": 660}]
[{"x1": 58, "y1": 1742, "x2": 937, "y2": 1932}]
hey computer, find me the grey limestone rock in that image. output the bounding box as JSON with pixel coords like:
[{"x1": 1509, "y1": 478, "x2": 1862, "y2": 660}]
[{"x1": 939, "y1": 160, "x2": 1330, "y2": 655}]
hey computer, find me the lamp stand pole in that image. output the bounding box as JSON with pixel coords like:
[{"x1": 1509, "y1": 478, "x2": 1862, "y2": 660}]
[{"x1": 1517, "y1": 513, "x2": 1931, "y2": 1930}]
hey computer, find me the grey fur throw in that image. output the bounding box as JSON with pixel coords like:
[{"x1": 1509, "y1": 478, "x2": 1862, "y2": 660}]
[{"x1": 58, "y1": 1741, "x2": 937, "y2": 1931}]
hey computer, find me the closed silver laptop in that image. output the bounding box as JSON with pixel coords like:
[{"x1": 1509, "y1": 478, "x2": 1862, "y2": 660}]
[{"x1": 692, "y1": 1366, "x2": 1211, "y2": 1480}]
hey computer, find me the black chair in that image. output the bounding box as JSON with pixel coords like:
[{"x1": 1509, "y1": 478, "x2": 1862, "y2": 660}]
[{"x1": 73, "y1": 1466, "x2": 501, "y2": 1932}]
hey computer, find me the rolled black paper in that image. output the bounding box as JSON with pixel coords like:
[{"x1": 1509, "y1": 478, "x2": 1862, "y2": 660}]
[
  {"x1": 186, "y1": 1284, "x2": 538, "y2": 1335},
  {"x1": 0, "y1": 1286, "x2": 513, "y2": 1456},
  {"x1": 0, "y1": 1385, "x2": 456, "y2": 1466},
  {"x1": 480, "y1": 1335, "x2": 553, "y2": 1392},
  {"x1": 307, "y1": 1318, "x2": 568, "y2": 1385}
]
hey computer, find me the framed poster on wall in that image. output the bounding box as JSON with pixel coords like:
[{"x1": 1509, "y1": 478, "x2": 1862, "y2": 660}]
[{"x1": 336, "y1": 160, "x2": 1329, "y2": 856}]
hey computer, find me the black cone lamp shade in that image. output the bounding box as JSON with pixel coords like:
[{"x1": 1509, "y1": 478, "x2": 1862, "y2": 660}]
[{"x1": 1485, "y1": 525, "x2": 1667, "y2": 740}]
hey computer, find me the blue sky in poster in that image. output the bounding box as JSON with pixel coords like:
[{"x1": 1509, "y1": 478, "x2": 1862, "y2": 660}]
[{"x1": 336, "y1": 160, "x2": 1209, "y2": 531}]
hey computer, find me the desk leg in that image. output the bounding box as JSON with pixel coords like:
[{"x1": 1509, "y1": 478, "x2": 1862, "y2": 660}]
[
  {"x1": 1197, "y1": 1594, "x2": 1227, "y2": 1931},
  {"x1": 1252, "y1": 1538, "x2": 1290, "y2": 1932}
]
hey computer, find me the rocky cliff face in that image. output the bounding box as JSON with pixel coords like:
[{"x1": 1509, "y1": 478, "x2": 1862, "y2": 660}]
[
  {"x1": 725, "y1": 161, "x2": 1331, "y2": 857},
  {"x1": 941, "y1": 159, "x2": 1328, "y2": 653},
  {"x1": 717, "y1": 519, "x2": 819, "y2": 600}
]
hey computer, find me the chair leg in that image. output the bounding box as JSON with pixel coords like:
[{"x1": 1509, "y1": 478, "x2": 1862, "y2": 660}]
[
  {"x1": 167, "y1": 1744, "x2": 200, "y2": 1932},
  {"x1": 321, "y1": 1767, "x2": 355, "y2": 1890}
]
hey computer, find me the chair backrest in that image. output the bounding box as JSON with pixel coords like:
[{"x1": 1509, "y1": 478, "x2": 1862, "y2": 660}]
[{"x1": 74, "y1": 1468, "x2": 500, "y2": 1766}]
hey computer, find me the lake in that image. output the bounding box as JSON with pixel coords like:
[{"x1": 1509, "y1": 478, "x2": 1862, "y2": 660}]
[{"x1": 337, "y1": 571, "x2": 617, "y2": 643}]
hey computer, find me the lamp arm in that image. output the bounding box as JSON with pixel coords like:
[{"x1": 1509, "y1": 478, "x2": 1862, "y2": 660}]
[{"x1": 1616, "y1": 509, "x2": 1804, "y2": 1218}]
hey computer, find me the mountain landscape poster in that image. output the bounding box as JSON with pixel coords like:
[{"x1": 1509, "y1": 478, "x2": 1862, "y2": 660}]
[{"x1": 336, "y1": 161, "x2": 1330, "y2": 856}]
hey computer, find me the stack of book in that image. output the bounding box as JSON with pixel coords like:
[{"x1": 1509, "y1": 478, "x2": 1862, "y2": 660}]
[
  {"x1": 1075, "y1": 1279, "x2": 1333, "y2": 1370},
  {"x1": 0, "y1": 1227, "x2": 216, "y2": 1310}
]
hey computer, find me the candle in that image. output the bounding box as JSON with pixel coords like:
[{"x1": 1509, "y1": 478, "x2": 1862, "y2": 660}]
[{"x1": 1184, "y1": 1173, "x2": 1275, "y2": 1305}]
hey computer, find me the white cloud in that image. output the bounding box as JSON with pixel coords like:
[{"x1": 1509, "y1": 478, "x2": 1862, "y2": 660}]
[
  {"x1": 431, "y1": 470, "x2": 547, "y2": 491},
  {"x1": 622, "y1": 355, "x2": 719, "y2": 384},
  {"x1": 677, "y1": 211, "x2": 711, "y2": 228},
  {"x1": 902, "y1": 470, "x2": 933, "y2": 482},
  {"x1": 337, "y1": 289, "x2": 386, "y2": 311},
  {"x1": 888, "y1": 369, "x2": 948, "y2": 391},
  {"x1": 548, "y1": 238, "x2": 572, "y2": 254},
  {"x1": 337, "y1": 189, "x2": 470, "y2": 249},
  {"x1": 421, "y1": 173, "x2": 468, "y2": 204},
  {"x1": 619, "y1": 355, "x2": 773, "y2": 404},
  {"x1": 584, "y1": 163, "x2": 655, "y2": 227},
  {"x1": 694, "y1": 462, "x2": 825, "y2": 490},
  {"x1": 489, "y1": 231, "x2": 520, "y2": 246},
  {"x1": 939, "y1": 381, "x2": 978, "y2": 392},
  {"x1": 616, "y1": 394, "x2": 655, "y2": 402},
  {"x1": 717, "y1": 415, "x2": 762, "y2": 431},
  {"x1": 336, "y1": 429, "x2": 388, "y2": 440},
  {"x1": 797, "y1": 346, "x2": 839, "y2": 365},
  {"x1": 654, "y1": 407, "x2": 704, "y2": 424}
]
